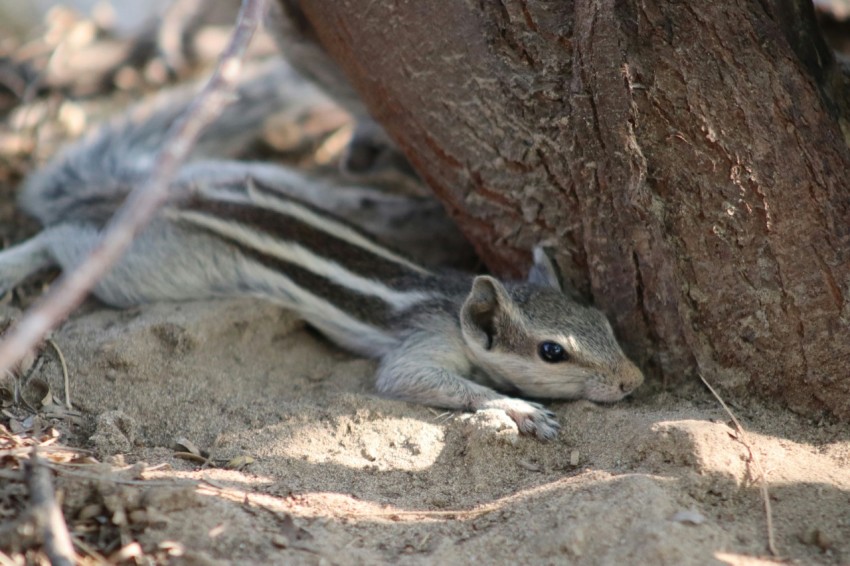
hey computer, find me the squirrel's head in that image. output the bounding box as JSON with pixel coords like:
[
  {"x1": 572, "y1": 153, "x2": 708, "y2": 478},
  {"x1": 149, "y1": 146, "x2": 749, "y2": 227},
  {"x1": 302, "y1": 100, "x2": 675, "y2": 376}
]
[{"x1": 459, "y1": 248, "x2": 644, "y2": 402}]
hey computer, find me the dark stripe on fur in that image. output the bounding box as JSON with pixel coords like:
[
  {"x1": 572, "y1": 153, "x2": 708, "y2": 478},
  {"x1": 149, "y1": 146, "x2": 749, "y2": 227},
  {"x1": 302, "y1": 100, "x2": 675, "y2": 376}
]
[
  {"x1": 182, "y1": 214, "x2": 396, "y2": 329},
  {"x1": 180, "y1": 191, "x2": 426, "y2": 284}
]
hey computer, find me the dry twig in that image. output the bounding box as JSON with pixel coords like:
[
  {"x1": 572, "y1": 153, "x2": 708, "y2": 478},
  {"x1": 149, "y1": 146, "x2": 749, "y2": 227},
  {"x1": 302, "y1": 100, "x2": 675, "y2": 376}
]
[
  {"x1": 699, "y1": 373, "x2": 778, "y2": 556},
  {"x1": 69, "y1": 535, "x2": 110, "y2": 565},
  {"x1": 0, "y1": 0, "x2": 269, "y2": 378},
  {"x1": 25, "y1": 450, "x2": 77, "y2": 566}
]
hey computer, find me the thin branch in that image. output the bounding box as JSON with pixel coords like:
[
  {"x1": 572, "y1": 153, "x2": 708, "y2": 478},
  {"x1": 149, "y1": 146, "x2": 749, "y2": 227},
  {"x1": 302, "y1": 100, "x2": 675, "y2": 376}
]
[
  {"x1": 699, "y1": 373, "x2": 778, "y2": 556},
  {"x1": 26, "y1": 450, "x2": 77, "y2": 566},
  {"x1": 46, "y1": 462, "x2": 200, "y2": 487},
  {"x1": 0, "y1": 0, "x2": 269, "y2": 377}
]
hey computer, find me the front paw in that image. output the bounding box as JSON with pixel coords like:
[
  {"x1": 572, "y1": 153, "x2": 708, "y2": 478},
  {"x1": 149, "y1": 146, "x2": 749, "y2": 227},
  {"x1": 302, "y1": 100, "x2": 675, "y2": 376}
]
[{"x1": 480, "y1": 398, "x2": 560, "y2": 441}]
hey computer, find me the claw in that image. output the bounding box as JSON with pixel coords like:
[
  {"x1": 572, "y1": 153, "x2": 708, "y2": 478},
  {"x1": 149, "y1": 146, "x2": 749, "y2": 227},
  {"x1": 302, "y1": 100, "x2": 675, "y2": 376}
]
[
  {"x1": 533, "y1": 416, "x2": 561, "y2": 441},
  {"x1": 480, "y1": 397, "x2": 561, "y2": 441}
]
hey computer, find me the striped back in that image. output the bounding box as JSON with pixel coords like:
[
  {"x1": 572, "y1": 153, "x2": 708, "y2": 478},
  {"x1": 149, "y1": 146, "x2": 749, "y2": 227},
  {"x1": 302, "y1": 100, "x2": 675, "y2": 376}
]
[{"x1": 168, "y1": 179, "x2": 440, "y2": 356}]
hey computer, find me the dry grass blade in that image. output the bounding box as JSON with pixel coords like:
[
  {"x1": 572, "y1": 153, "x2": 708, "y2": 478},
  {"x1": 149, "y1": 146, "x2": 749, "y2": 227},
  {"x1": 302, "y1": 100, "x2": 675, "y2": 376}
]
[
  {"x1": 0, "y1": 0, "x2": 270, "y2": 378},
  {"x1": 45, "y1": 338, "x2": 71, "y2": 410},
  {"x1": 699, "y1": 373, "x2": 778, "y2": 556}
]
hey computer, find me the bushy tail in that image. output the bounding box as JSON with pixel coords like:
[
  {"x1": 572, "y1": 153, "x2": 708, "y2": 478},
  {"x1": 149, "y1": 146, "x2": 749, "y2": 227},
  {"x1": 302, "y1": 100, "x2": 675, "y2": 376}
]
[{"x1": 19, "y1": 60, "x2": 330, "y2": 226}]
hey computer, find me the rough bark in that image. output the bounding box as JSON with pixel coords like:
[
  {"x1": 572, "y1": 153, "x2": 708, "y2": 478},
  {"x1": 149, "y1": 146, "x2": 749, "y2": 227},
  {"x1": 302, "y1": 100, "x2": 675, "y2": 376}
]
[{"x1": 284, "y1": 1, "x2": 850, "y2": 420}]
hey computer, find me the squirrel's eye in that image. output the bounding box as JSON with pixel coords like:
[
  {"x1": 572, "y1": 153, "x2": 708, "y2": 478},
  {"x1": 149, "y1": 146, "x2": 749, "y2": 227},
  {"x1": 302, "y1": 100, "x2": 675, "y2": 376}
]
[{"x1": 538, "y1": 341, "x2": 569, "y2": 363}]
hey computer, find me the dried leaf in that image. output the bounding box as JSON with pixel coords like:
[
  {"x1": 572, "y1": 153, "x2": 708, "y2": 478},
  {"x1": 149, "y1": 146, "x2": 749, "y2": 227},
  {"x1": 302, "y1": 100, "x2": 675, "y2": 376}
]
[
  {"x1": 174, "y1": 437, "x2": 203, "y2": 457},
  {"x1": 109, "y1": 542, "x2": 143, "y2": 562},
  {"x1": 0, "y1": 372, "x2": 16, "y2": 406},
  {"x1": 21, "y1": 376, "x2": 51, "y2": 408},
  {"x1": 173, "y1": 452, "x2": 208, "y2": 464},
  {"x1": 70, "y1": 455, "x2": 100, "y2": 465},
  {"x1": 225, "y1": 455, "x2": 254, "y2": 470},
  {"x1": 159, "y1": 540, "x2": 185, "y2": 557}
]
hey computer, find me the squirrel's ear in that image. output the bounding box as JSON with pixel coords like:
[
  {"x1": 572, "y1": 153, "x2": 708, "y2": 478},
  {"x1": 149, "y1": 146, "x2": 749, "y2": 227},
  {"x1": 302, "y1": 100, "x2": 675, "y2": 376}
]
[
  {"x1": 527, "y1": 246, "x2": 563, "y2": 291},
  {"x1": 460, "y1": 275, "x2": 511, "y2": 350}
]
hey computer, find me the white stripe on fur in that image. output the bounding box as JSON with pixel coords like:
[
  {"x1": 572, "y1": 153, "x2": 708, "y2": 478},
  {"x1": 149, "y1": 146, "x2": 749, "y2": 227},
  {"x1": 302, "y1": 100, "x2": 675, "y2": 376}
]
[
  {"x1": 235, "y1": 257, "x2": 399, "y2": 357},
  {"x1": 173, "y1": 209, "x2": 434, "y2": 310},
  {"x1": 244, "y1": 179, "x2": 432, "y2": 275}
]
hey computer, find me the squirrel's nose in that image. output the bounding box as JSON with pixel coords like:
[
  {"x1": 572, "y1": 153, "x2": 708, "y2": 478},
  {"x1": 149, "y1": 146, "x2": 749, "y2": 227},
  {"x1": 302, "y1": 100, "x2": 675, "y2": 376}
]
[{"x1": 618, "y1": 360, "x2": 644, "y2": 395}]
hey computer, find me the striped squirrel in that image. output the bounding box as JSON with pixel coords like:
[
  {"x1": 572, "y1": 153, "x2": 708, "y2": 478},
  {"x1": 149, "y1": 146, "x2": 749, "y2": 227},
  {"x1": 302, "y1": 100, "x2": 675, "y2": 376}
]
[{"x1": 0, "y1": 65, "x2": 643, "y2": 440}]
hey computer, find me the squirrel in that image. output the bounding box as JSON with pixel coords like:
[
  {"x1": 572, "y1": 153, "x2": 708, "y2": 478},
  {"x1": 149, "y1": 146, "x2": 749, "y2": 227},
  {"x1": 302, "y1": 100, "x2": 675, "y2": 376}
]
[{"x1": 0, "y1": 66, "x2": 643, "y2": 441}]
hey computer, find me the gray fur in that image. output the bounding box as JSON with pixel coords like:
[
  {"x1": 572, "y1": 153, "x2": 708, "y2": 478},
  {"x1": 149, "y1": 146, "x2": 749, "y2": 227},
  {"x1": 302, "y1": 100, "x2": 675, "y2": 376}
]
[
  {"x1": 0, "y1": 68, "x2": 644, "y2": 440},
  {"x1": 19, "y1": 60, "x2": 326, "y2": 226}
]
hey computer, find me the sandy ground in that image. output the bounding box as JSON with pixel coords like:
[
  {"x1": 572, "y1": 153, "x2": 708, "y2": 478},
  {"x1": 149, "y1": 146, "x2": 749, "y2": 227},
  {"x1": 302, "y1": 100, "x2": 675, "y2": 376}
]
[
  {"x1": 1, "y1": 8, "x2": 849, "y2": 565},
  {"x1": 2, "y1": 295, "x2": 849, "y2": 565}
]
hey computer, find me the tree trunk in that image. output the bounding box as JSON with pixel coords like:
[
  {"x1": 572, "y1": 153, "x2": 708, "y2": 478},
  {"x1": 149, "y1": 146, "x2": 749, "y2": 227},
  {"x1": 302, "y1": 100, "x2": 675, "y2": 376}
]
[{"x1": 280, "y1": 1, "x2": 850, "y2": 420}]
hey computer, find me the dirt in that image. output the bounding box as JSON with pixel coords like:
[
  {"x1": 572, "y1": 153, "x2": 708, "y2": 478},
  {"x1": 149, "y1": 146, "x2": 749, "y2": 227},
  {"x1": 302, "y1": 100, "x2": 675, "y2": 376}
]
[
  {"x1": 2, "y1": 295, "x2": 849, "y2": 565},
  {"x1": 1, "y1": 7, "x2": 849, "y2": 566}
]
